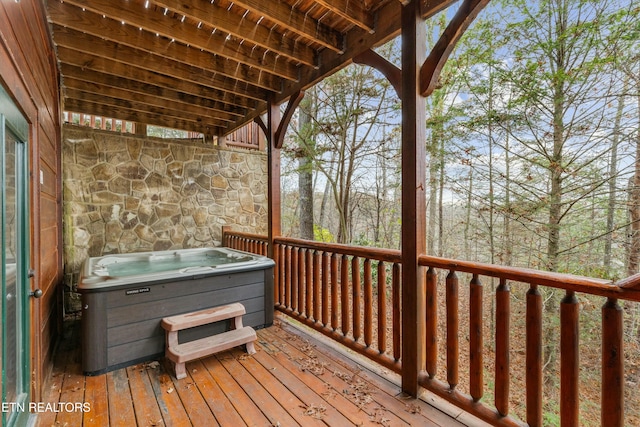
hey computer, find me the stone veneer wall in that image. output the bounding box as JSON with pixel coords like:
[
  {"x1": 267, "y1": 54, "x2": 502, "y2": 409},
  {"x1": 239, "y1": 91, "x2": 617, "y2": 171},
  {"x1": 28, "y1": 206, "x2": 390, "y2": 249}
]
[{"x1": 62, "y1": 124, "x2": 268, "y2": 310}]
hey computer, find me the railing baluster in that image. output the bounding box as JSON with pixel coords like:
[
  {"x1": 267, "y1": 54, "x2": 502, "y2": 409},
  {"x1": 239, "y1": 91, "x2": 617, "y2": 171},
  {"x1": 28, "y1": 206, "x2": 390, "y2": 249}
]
[
  {"x1": 378, "y1": 261, "x2": 387, "y2": 354},
  {"x1": 341, "y1": 254, "x2": 350, "y2": 336},
  {"x1": 392, "y1": 262, "x2": 401, "y2": 362},
  {"x1": 313, "y1": 250, "x2": 321, "y2": 323},
  {"x1": 526, "y1": 284, "x2": 543, "y2": 427},
  {"x1": 602, "y1": 298, "x2": 623, "y2": 427},
  {"x1": 291, "y1": 247, "x2": 299, "y2": 314},
  {"x1": 560, "y1": 291, "x2": 579, "y2": 426},
  {"x1": 495, "y1": 278, "x2": 510, "y2": 416},
  {"x1": 306, "y1": 249, "x2": 313, "y2": 318},
  {"x1": 299, "y1": 249, "x2": 306, "y2": 316},
  {"x1": 426, "y1": 267, "x2": 438, "y2": 378},
  {"x1": 470, "y1": 274, "x2": 483, "y2": 401},
  {"x1": 446, "y1": 270, "x2": 459, "y2": 390},
  {"x1": 322, "y1": 252, "x2": 330, "y2": 327},
  {"x1": 274, "y1": 242, "x2": 281, "y2": 306},
  {"x1": 331, "y1": 253, "x2": 339, "y2": 331},
  {"x1": 285, "y1": 245, "x2": 292, "y2": 310},
  {"x1": 352, "y1": 257, "x2": 362, "y2": 342},
  {"x1": 364, "y1": 259, "x2": 373, "y2": 348}
]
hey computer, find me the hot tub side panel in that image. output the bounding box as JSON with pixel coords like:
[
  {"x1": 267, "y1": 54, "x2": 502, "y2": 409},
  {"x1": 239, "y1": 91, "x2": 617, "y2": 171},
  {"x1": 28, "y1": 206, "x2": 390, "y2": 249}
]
[{"x1": 81, "y1": 268, "x2": 272, "y2": 375}]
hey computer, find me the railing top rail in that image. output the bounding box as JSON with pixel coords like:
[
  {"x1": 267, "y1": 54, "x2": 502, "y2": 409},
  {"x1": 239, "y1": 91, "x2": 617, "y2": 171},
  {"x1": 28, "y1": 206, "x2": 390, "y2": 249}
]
[
  {"x1": 224, "y1": 231, "x2": 640, "y2": 302},
  {"x1": 223, "y1": 230, "x2": 268, "y2": 241},
  {"x1": 274, "y1": 236, "x2": 403, "y2": 263},
  {"x1": 418, "y1": 255, "x2": 640, "y2": 302}
]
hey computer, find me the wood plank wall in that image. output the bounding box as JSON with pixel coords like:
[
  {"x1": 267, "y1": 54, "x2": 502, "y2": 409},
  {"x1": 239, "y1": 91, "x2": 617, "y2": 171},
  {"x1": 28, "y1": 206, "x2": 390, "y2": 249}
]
[{"x1": 0, "y1": 0, "x2": 62, "y2": 401}]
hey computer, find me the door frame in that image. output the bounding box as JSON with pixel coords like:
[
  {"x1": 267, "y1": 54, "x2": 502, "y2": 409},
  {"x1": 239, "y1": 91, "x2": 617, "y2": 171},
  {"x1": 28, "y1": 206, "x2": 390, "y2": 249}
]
[{"x1": 1, "y1": 86, "x2": 32, "y2": 427}]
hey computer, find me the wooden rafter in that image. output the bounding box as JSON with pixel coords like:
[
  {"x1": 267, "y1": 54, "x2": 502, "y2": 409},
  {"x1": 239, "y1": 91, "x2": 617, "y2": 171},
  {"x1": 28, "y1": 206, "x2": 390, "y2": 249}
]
[
  {"x1": 60, "y1": 65, "x2": 247, "y2": 118},
  {"x1": 314, "y1": 0, "x2": 375, "y2": 33},
  {"x1": 52, "y1": 27, "x2": 271, "y2": 101},
  {"x1": 230, "y1": 0, "x2": 344, "y2": 52},
  {"x1": 46, "y1": 0, "x2": 466, "y2": 135},
  {"x1": 152, "y1": 0, "x2": 317, "y2": 67},
  {"x1": 47, "y1": 4, "x2": 283, "y2": 91},
  {"x1": 58, "y1": 0, "x2": 301, "y2": 81}
]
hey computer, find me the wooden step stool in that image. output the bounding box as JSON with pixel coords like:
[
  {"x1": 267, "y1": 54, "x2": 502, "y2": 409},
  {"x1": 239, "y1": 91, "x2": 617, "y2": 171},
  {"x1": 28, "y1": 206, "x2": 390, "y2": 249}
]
[{"x1": 161, "y1": 302, "x2": 257, "y2": 379}]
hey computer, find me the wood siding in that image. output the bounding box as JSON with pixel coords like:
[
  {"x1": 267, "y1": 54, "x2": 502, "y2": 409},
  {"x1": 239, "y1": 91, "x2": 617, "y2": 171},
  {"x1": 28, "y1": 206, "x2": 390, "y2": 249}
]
[{"x1": 0, "y1": 0, "x2": 62, "y2": 401}]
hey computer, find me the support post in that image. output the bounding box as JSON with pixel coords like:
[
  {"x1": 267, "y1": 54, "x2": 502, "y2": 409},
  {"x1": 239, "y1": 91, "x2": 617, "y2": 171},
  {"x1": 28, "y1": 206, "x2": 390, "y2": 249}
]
[
  {"x1": 401, "y1": 0, "x2": 427, "y2": 397},
  {"x1": 267, "y1": 101, "x2": 282, "y2": 260}
]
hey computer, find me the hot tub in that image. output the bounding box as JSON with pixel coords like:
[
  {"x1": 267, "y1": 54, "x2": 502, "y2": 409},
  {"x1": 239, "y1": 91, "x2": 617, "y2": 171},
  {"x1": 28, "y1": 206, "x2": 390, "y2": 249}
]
[{"x1": 78, "y1": 247, "x2": 274, "y2": 375}]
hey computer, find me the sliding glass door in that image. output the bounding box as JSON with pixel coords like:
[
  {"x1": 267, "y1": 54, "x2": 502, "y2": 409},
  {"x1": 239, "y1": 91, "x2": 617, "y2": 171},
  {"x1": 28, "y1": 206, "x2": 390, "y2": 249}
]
[{"x1": 1, "y1": 86, "x2": 30, "y2": 427}]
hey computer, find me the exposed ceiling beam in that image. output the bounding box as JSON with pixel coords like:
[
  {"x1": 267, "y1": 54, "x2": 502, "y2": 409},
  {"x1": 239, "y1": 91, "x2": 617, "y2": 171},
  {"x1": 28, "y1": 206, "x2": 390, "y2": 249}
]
[
  {"x1": 230, "y1": 0, "x2": 344, "y2": 52},
  {"x1": 52, "y1": 26, "x2": 272, "y2": 101},
  {"x1": 56, "y1": 46, "x2": 261, "y2": 109},
  {"x1": 58, "y1": 0, "x2": 301, "y2": 81},
  {"x1": 48, "y1": 2, "x2": 284, "y2": 91},
  {"x1": 64, "y1": 77, "x2": 238, "y2": 123},
  {"x1": 64, "y1": 98, "x2": 222, "y2": 135},
  {"x1": 153, "y1": 0, "x2": 317, "y2": 67},
  {"x1": 61, "y1": 65, "x2": 247, "y2": 118},
  {"x1": 64, "y1": 87, "x2": 230, "y2": 128},
  {"x1": 314, "y1": 0, "x2": 375, "y2": 33}
]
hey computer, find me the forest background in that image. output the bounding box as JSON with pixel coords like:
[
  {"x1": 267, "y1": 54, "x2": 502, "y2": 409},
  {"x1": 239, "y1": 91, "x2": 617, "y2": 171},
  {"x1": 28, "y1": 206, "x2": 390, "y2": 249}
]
[{"x1": 275, "y1": 1, "x2": 639, "y2": 423}]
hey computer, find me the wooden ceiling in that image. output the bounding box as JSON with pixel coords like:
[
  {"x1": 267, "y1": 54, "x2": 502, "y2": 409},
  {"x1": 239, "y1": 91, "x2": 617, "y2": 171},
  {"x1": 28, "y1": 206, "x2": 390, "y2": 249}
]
[{"x1": 47, "y1": 0, "x2": 454, "y2": 137}]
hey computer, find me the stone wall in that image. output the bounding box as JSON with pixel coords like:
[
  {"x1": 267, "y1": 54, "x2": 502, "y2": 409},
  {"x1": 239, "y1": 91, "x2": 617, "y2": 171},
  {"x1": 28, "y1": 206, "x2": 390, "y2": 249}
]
[{"x1": 62, "y1": 125, "x2": 268, "y2": 310}]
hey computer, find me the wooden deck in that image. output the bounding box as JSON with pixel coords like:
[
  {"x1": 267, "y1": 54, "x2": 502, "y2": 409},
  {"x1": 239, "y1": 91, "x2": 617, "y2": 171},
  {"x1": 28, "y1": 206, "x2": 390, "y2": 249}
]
[{"x1": 37, "y1": 314, "x2": 476, "y2": 427}]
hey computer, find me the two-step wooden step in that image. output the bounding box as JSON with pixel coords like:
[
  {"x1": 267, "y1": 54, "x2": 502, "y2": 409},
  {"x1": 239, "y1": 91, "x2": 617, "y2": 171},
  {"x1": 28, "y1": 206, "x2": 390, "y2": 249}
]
[{"x1": 161, "y1": 302, "x2": 257, "y2": 379}]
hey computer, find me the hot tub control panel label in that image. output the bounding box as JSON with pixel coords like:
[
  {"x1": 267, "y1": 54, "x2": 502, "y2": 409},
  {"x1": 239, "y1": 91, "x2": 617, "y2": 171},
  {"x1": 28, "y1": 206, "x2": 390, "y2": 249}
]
[{"x1": 125, "y1": 287, "x2": 151, "y2": 295}]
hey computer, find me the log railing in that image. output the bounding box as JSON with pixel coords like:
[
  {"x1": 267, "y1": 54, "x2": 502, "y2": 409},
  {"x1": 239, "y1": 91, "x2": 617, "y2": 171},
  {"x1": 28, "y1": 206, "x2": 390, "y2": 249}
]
[{"x1": 222, "y1": 229, "x2": 640, "y2": 427}]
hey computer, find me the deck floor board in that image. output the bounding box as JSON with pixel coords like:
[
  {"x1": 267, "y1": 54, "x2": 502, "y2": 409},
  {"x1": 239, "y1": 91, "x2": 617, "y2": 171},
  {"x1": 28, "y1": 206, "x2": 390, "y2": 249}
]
[{"x1": 38, "y1": 316, "x2": 468, "y2": 426}]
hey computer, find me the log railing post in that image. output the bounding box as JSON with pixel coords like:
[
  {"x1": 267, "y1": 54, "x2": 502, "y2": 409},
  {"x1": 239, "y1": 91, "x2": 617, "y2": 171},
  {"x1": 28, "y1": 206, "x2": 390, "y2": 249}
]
[
  {"x1": 425, "y1": 267, "x2": 438, "y2": 378},
  {"x1": 526, "y1": 284, "x2": 543, "y2": 427},
  {"x1": 469, "y1": 274, "x2": 483, "y2": 401},
  {"x1": 495, "y1": 278, "x2": 510, "y2": 416},
  {"x1": 364, "y1": 259, "x2": 373, "y2": 347},
  {"x1": 560, "y1": 290, "x2": 579, "y2": 426},
  {"x1": 602, "y1": 298, "x2": 623, "y2": 427},
  {"x1": 446, "y1": 270, "x2": 459, "y2": 390},
  {"x1": 378, "y1": 262, "x2": 387, "y2": 354}
]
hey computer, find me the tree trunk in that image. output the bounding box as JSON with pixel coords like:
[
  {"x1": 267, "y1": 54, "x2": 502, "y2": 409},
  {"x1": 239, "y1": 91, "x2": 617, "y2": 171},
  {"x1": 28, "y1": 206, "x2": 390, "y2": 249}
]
[
  {"x1": 628, "y1": 76, "x2": 640, "y2": 276},
  {"x1": 298, "y1": 95, "x2": 315, "y2": 240},
  {"x1": 605, "y1": 80, "x2": 626, "y2": 271}
]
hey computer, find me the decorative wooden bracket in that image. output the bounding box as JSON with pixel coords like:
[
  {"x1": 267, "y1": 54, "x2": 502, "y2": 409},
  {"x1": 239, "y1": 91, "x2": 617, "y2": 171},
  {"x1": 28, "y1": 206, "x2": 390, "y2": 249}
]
[
  {"x1": 353, "y1": 49, "x2": 403, "y2": 100},
  {"x1": 273, "y1": 90, "x2": 305, "y2": 149},
  {"x1": 253, "y1": 115, "x2": 267, "y2": 138},
  {"x1": 419, "y1": 0, "x2": 489, "y2": 97}
]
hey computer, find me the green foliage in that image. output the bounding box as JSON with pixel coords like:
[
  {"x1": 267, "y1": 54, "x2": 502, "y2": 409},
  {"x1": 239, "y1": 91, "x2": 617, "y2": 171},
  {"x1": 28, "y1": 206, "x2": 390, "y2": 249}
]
[{"x1": 313, "y1": 225, "x2": 335, "y2": 243}]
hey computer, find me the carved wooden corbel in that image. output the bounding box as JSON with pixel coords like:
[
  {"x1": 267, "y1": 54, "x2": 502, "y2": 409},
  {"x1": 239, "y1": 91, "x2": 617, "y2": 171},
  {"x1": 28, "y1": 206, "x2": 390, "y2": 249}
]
[
  {"x1": 420, "y1": 0, "x2": 489, "y2": 97},
  {"x1": 354, "y1": 49, "x2": 403, "y2": 100}
]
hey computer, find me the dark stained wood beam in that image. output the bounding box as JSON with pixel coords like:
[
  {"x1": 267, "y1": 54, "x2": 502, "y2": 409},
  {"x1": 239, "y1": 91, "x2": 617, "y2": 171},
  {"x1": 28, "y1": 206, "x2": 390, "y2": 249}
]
[
  {"x1": 353, "y1": 49, "x2": 402, "y2": 99},
  {"x1": 64, "y1": 98, "x2": 221, "y2": 135},
  {"x1": 47, "y1": 2, "x2": 284, "y2": 91},
  {"x1": 61, "y1": 65, "x2": 247, "y2": 118},
  {"x1": 57, "y1": 0, "x2": 301, "y2": 81},
  {"x1": 267, "y1": 101, "x2": 282, "y2": 260},
  {"x1": 52, "y1": 27, "x2": 271, "y2": 101},
  {"x1": 64, "y1": 79, "x2": 236, "y2": 123},
  {"x1": 315, "y1": 0, "x2": 375, "y2": 33},
  {"x1": 56, "y1": 46, "x2": 261, "y2": 109},
  {"x1": 231, "y1": 0, "x2": 343, "y2": 52},
  {"x1": 64, "y1": 88, "x2": 229, "y2": 127},
  {"x1": 153, "y1": 0, "x2": 317, "y2": 67},
  {"x1": 420, "y1": 0, "x2": 490, "y2": 96},
  {"x1": 400, "y1": 0, "x2": 427, "y2": 397}
]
